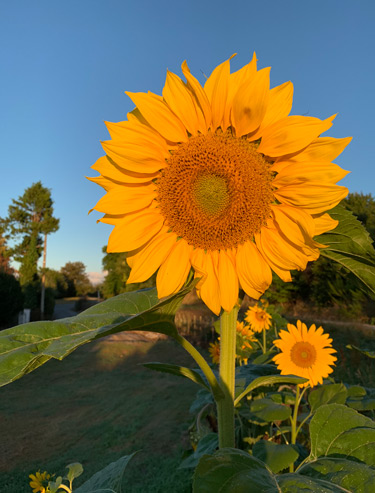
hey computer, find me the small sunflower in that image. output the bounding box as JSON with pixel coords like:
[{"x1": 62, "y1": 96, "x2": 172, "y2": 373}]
[
  {"x1": 208, "y1": 341, "x2": 220, "y2": 364},
  {"x1": 90, "y1": 53, "x2": 350, "y2": 315},
  {"x1": 273, "y1": 320, "x2": 337, "y2": 387},
  {"x1": 236, "y1": 321, "x2": 256, "y2": 343},
  {"x1": 29, "y1": 471, "x2": 50, "y2": 493},
  {"x1": 245, "y1": 305, "x2": 272, "y2": 333}
]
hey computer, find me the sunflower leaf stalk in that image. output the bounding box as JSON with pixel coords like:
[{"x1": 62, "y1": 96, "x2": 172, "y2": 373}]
[{"x1": 217, "y1": 306, "x2": 239, "y2": 448}]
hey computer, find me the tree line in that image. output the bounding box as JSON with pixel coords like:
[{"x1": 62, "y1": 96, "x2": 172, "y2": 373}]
[{"x1": 0, "y1": 182, "x2": 93, "y2": 328}]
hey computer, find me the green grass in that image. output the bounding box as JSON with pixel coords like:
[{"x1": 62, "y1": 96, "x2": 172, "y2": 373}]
[{"x1": 0, "y1": 337, "x2": 198, "y2": 492}]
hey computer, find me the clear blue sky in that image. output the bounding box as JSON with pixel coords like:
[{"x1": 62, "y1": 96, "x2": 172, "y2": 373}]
[{"x1": 1, "y1": 0, "x2": 374, "y2": 282}]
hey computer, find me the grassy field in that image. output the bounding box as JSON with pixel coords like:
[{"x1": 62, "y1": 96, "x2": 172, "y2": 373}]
[{"x1": 0, "y1": 336, "x2": 198, "y2": 493}]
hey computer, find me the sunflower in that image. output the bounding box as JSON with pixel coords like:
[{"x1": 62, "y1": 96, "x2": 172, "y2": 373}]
[
  {"x1": 208, "y1": 341, "x2": 220, "y2": 364},
  {"x1": 245, "y1": 305, "x2": 272, "y2": 333},
  {"x1": 273, "y1": 320, "x2": 337, "y2": 387},
  {"x1": 90, "y1": 53, "x2": 350, "y2": 315},
  {"x1": 29, "y1": 471, "x2": 50, "y2": 493}
]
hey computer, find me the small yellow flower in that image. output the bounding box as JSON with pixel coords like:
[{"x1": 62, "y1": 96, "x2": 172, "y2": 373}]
[
  {"x1": 245, "y1": 305, "x2": 272, "y2": 333},
  {"x1": 273, "y1": 320, "x2": 337, "y2": 387},
  {"x1": 208, "y1": 341, "x2": 220, "y2": 364},
  {"x1": 29, "y1": 470, "x2": 50, "y2": 493},
  {"x1": 236, "y1": 321, "x2": 256, "y2": 342}
]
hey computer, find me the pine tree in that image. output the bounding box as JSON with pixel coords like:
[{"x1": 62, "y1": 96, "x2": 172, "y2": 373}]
[{"x1": 3, "y1": 182, "x2": 59, "y2": 314}]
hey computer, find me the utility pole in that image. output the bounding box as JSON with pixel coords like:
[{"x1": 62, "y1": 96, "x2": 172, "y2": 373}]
[{"x1": 40, "y1": 233, "x2": 47, "y2": 319}]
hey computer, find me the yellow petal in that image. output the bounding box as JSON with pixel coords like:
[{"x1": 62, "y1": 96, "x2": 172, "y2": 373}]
[
  {"x1": 236, "y1": 241, "x2": 272, "y2": 298},
  {"x1": 104, "y1": 120, "x2": 170, "y2": 156},
  {"x1": 224, "y1": 52, "x2": 257, "y2": 129},
  {"x1": 163, "y1": 70, "x2": 201, "y2": 136},
  {"x1": 275, "y1": 136, "x2": 353, "y2": 164},
  {"x1": 91, "y1": 156, "x2": 159, "y2": 184},
  {"x1": 191, "y1": 249, "x2": 221, "y2": 315},
  {"x1": 218, "y1": 250, "x2": 239, "y2": 312},
  {"x1": 127, "y1": 230, "x2": 177, "y2": 283},
  {"x1": 125, "y1": 91, "x2": 187, "y2": 142},
  {"x1": 204, "y1": 56, "x2": 234, "y2": 130},
  {"x1": 107, "y1": 209, "x2": 164, "y2": 252},
  {"x1": 250, "y1": 81, "x2": 293, "y2": 140},
  {"x1": 157, "y1": 240, "x2": 193, "y2": 297},
  {"x1": 274, "y1": 182, "x2": 348, "y2": 214},
  {"x1": 101, "y1": 140, "x2": 164, "y2": 174},
  {"x1": 87, "y1": 175, "x2": 118, "y2": 192},
  {"x1": 255, "y1": 225, "x2": 308, "y2": 272},
  {"x1": 273, "y1": 162, "x2": 349, "y2": 186},
  {"x1": 271, "y1": 205, "x2": 322, "y2": 256},
  {"x1": 93, "y1": 184, "x2": 156, "y2": 214},
  {"x1": 231, "y1": 67, "x2": 270, "y2": 137},
  {"x1": 181, "y1": 60, "x2": 211, "y2": 131},
  {"x1": 258, "y1": 115, "x2": 336, "y2": 157},
  {"x1": 313, "y1": 213, "x2": 339, "y2": 235}
]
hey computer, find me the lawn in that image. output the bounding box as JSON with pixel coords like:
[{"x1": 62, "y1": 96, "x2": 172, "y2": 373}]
[{"x1": 0, "y1": 335, "x2": 198, "y2": 492}]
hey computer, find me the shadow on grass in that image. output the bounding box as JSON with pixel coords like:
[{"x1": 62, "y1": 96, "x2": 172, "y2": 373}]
[{"x1": 0, "y1": 336, "x2": 199, "y2": 492}]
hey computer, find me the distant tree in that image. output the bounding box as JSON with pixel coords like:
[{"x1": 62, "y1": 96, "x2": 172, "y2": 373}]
[
  {"x1": 3, "y1": 182, "x2": 59, "y2": 285},
  {"x1": 42, "y1": 267, "x2": 68, "y2": 298},
  {"x1": 60, "y1": 261, "x2": 92, "y2": 297},
  {"x1": 0, "y1": 271, "x2": 24, "y2": 327},
  {"x1": 0, "y1": 228, "x2": 13, "y2": 274},
  {"x1": 101, "y1": 246, "x2": 157, "y2": 299},
  {"x1": 2, "y1": 182, "x2": 59, "y2": 317},
  {"x1": 343, "y1": 192, "x2": 375, "y2": 241}
]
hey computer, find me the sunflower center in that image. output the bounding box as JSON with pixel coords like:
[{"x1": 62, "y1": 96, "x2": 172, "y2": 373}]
[
  {"x1": 193, "y1": 174, "x2": 230, "y2": 216},
  {"x1": 156, "y1": 131, "x2": 274, "y2": 250},
  {"x1": 290, "y1": 341, "x2": 317, "y2": 368}
]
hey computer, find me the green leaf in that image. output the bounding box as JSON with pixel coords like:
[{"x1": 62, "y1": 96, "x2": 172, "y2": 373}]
[
  {"x1": 346, "y1": 344, "x2": 375, "y2": 358},
  {"x1": 253, "y1": 441, "x2": 299, "y2": 473},
  {"x1": 234, "y1": 374, "x2": 307, "y2": 406},
  {"x1": 247, "y1": 398, "x2": 291, "y2": 424},
  {"x1": 179, "y1": 433, "x2": 218, "y2": 469},
  {"x1": 189, "y1": 388, "x2": 214, "y2": 414},
  {"x1": 143, "y1": 362, "x2": 209, "y2": 390},
  {"x1": 75, "y1": 453, "x2": 138, "y2": 493},
  {"x1": 315, "y1": 205, "x2": 375, "y2": 296},
  {"x1": 66, "y1": 462, "x2": 84, "y2": 481},
  {"x1": 299, "y1": 457, "x2": 375, "y2": 493},
  {"x1": 0, "y1": 285, "x2": 192, "y2": 387},
  {"x1": 276, "y1": 473, "x2": 347, "y2": 492},
  {"x1": 309, "y1": 403, "x2": 375, "y2": 465},
  {"x1": 193, "y1": 448, "x2": 279, "y2": 492},
  {"x1": 193, "y1": 448, "x2": 347, "y2": 492},
  {"x1": 308, "y1": 384, "x2": 348, "y2": 412}
]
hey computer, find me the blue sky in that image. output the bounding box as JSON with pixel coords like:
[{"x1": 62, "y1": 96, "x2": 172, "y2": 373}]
[{"x1": 1, "y1": 0, "x2": 374, "y2": 282}]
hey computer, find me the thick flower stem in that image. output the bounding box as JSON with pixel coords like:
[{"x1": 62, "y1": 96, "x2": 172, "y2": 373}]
[
  {"x1": 217, "y1": 306, "x2": 239, "y2": 448},
  {"x1": 262, "y1": 327, "x2": 267, "y2": 354}
]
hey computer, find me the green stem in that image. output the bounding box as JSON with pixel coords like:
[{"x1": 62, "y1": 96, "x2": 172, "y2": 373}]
[
  {"x1": 289, "y1": 385, "x2": 308, "y2": 472},
  {"x1": 173, "y1": 334, "x2": 224, "y2": 402},
  {"x1": 262, "y1": 327, "x2": 267, "y2": 354},
  {"x1": 217, "y1": 306, "x2": 239, "y2": 448}
]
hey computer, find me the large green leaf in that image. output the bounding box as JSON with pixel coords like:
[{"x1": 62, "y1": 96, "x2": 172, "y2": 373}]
[
  {"x1": 0, "y1": 285, "x2": 192, "y2": 387},
  {"x1": 299, "y1": 457, "x2": 375, "y2": 493},
  {"x1": 346, "y1": 344, "x2": 375, "y2": 358},
  {"x1": 315, "y1": 205, "x2": 375, "y2": 296},
  {"x1": 247, "y1": 398, "x2": 291, "y2": 424},
  {"x1": 252, "y1": 441, "x2": 299, "y2": 473},
  {"x1": 308, "y1": 383, "x2": 348, "y2": 413},
  {"x1": 193, "y1": 448, "x2": 280, "y2": 492},
  {"x1": 143, "y1": 362, "x2": 209, "y2": 390},
  {"x1": 193, "y1": 448, "x2": 347, "y2": 492},
  {"x1": 234, "y1": 374, "x2": 307, "y2": 406},
  {"x1": 75, "y1": 453, "x2": 137, "y2": 493},
  {"x1": 309, "y1": 403, "x2": 375, "y2": 465}
]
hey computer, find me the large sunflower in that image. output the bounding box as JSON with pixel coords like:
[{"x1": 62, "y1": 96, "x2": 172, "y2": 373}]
[
  {"x1": 273, "y1": 320, "x2": 337, "y2": 387},
  {"x1": 90, "y1": 53, "x2": 350, "y2": 315}
]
